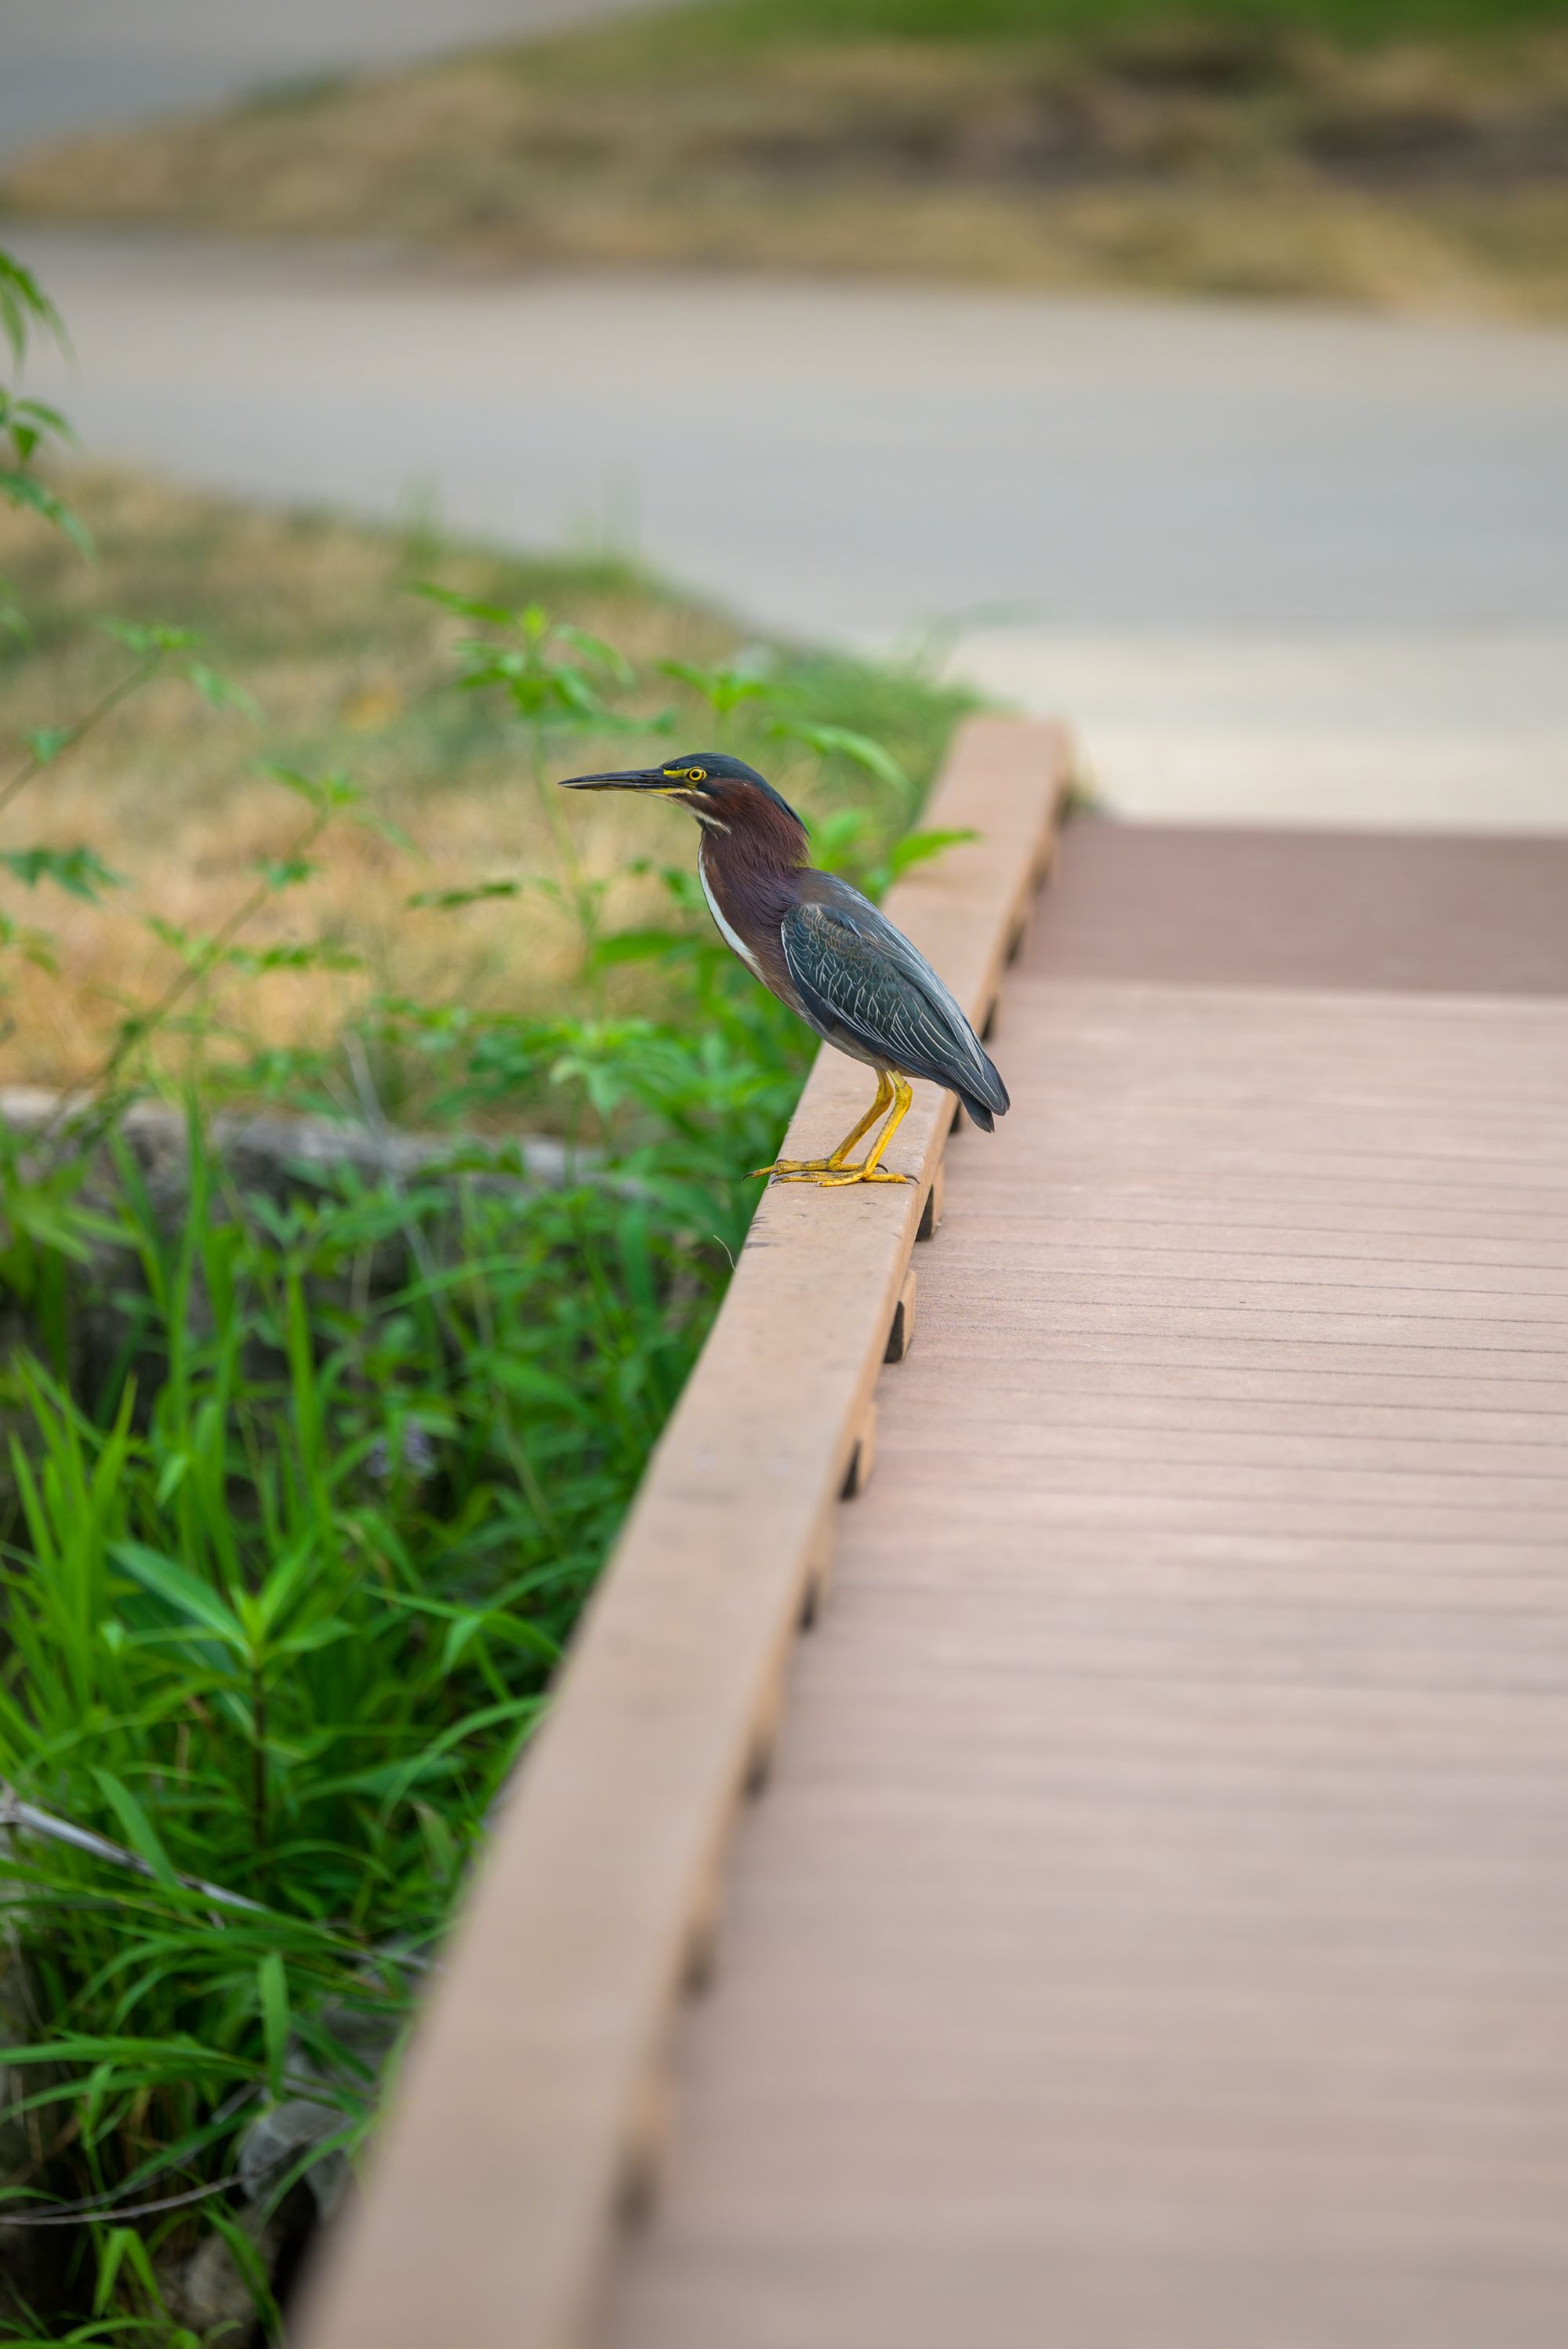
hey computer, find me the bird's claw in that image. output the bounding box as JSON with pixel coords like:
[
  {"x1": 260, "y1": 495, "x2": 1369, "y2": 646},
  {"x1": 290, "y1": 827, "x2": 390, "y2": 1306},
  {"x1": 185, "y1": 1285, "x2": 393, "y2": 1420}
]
[
  {"x1": 766, "y1": 1164, "x2": 913, "y2": 1187},
  {"x1": 751, "y1": 1156, "x2": 833, "y2": 1178}
]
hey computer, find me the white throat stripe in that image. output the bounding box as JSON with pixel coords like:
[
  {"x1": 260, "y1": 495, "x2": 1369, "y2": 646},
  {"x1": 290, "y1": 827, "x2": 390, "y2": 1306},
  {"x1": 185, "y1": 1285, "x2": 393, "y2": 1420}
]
[{"x1": 699, "y1": 850, "x2": 765, "y2": 979}]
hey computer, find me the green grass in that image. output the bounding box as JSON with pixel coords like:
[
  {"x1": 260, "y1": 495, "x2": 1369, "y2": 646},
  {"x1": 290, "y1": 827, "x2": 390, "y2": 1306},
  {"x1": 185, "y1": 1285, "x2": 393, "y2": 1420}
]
[{"x1": 0, "y1": 1127, "x2": 742, "y2": 2333}]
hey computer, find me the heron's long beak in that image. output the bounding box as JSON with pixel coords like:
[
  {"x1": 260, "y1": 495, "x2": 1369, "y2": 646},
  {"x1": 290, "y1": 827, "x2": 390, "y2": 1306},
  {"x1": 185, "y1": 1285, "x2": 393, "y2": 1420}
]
[{"x1": 557, "y1": 766, "x2": 677, "y2": 793}]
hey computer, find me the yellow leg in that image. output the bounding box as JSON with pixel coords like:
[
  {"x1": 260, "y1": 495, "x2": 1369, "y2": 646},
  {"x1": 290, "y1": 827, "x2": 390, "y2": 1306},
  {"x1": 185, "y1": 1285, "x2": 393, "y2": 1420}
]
[
  {"x1": 768, "y1": 1074, "x2": 916, "y2": 1188},
  {"x1": 753, "y1": 1070, "x2": 892, "y2": 1178}
]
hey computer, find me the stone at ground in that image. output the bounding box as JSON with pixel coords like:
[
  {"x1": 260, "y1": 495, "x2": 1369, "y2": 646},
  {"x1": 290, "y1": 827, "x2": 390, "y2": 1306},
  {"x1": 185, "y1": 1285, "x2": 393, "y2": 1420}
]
[{"x1": 168, "y1": 2202, "x2": 287, "y2": 2344}]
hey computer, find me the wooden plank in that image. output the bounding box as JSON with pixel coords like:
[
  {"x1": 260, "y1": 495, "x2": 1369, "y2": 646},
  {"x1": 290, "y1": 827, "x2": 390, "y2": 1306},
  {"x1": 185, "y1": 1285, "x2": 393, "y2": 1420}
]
[
  {"x1": 296, "y1": 717, "x2": 1071, "y2": 2349},
  {"x1": 597, "y1": 953, "x2": 1568, "y2": 2346}
]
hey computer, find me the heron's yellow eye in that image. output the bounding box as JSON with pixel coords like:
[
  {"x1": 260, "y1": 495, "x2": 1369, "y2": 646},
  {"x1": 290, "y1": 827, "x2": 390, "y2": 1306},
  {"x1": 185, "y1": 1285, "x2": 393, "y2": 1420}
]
[{"x1": 663, "y1": 765, "x2": 707, "y2": 785}]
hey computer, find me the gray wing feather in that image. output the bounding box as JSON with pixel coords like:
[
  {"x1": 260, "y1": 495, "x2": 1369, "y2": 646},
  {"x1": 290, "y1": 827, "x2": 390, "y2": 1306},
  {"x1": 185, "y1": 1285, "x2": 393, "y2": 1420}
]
[{"x1": 781, "y1": 878, "x2": 1007, "y2": 1113}]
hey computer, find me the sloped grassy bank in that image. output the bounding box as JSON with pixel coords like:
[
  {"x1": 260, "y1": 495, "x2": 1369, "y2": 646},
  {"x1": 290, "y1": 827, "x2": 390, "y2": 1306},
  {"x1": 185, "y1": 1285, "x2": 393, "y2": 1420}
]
[
  {"x1": 5, "y1": 0, "x2": 1568, "y2": 314},
  {"x1": 0, "y1": 449, "x2": 975, "y2": 2340}
]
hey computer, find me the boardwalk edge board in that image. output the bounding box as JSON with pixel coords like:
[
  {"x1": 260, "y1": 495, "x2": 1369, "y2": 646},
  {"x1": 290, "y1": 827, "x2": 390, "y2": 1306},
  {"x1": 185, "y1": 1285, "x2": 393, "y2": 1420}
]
[{"x1": 297, "y1": 714, "x2": 1072, "y2": 2349}]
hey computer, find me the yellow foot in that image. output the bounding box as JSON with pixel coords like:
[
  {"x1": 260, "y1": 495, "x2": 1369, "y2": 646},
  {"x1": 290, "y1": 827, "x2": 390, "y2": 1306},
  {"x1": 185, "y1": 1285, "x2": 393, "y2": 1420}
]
[
  {"x1": 751, "y1": 1156, "x2": 834, "y2": 1178},
  {"x1": 770, "y1": 1164, "x2": 913, "y2": 1187}
]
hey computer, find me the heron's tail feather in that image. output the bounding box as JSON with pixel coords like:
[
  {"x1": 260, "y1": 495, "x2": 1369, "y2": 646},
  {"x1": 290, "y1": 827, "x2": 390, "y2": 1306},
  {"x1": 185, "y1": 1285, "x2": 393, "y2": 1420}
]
[{"x1": 959, "y1": 1046, "x2": 1008, "y2": 1131}]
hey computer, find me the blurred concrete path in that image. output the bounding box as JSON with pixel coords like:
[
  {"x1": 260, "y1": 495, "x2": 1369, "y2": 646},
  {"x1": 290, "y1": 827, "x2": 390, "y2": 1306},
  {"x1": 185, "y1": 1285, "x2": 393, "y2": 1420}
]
[
  {"x1": 0, "y1": 0, "x2": 666, "y2": 162},
  {"x1": 11, "y1": 230, "x2": 1568, "y2": 828},
  {"x1": 960, "y1": 632, "x2": 1568, "y2": 829}
]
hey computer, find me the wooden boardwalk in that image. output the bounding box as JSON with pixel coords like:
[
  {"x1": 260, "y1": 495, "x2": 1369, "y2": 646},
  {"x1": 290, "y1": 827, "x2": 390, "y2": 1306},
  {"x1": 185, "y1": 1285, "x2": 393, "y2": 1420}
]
[
  {"x1": 304, "y1": 732, "x2": 1568, "y2": 2349},
  {"x1": 600, "y1": 826, "x2": 1568, "y2": 2347}
]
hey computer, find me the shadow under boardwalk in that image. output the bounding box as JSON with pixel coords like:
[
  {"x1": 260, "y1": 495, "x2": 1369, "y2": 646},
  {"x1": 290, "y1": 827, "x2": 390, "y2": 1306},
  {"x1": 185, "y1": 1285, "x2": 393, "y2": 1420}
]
[{"x1": 598, "y1": 820, "x2": 1568, "y2": 2349}]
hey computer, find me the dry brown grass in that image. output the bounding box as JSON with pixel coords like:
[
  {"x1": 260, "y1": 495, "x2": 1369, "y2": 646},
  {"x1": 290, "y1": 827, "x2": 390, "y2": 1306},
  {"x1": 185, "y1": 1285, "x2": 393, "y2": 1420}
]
[
  {"x1": 2, "y1": 467, "x2": 934, "y2": 1099},
  {"x1": 6, "y1": 18, "x2": 1568, "y2": 314}
]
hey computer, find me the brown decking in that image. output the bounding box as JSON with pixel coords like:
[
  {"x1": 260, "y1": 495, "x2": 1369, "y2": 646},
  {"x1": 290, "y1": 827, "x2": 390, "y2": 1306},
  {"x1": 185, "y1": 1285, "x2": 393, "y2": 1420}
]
[{"x1": 598, "y1": 823, "x2": 1568, "y2": 2347}]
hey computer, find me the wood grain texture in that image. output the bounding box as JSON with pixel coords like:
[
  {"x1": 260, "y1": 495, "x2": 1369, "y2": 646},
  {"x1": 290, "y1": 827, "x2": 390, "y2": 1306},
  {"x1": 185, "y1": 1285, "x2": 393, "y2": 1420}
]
[
  {"x1": 296, "y1": 717, "x2": 1070, "y2": 2349},
  {"x1": 598, "y1": 925, "x2": 1568, "y2": 2342}
]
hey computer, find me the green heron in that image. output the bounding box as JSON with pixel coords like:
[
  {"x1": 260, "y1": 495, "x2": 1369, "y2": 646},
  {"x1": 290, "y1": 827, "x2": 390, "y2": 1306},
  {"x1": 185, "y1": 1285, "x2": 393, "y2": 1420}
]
[{"x1": 557, "y1": 753, "x2": 1007, "y2": 1185}]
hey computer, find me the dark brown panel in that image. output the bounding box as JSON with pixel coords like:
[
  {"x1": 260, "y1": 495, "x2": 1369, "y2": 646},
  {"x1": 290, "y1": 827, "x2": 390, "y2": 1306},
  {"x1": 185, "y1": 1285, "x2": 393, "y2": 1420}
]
[{"x1": 1033, "y1": 821, "x2": 1568, "y2": 997}]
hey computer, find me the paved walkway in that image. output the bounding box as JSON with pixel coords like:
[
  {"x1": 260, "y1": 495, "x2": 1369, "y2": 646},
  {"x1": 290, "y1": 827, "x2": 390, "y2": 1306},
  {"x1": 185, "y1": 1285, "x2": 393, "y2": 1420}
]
[
  {"x1": 12, "y1": 231, "x2": 1568, "y2": 829},
  {"x1": 958, "y1": 631, "x2": 1568, "y2": 830},
  {"x1": 598, "y1": 818, "x2": 1568, "y2": 2349}
]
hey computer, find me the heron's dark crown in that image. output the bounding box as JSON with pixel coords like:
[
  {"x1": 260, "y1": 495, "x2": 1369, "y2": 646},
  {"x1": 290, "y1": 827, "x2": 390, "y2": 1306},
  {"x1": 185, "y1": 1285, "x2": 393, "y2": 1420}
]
[{"x1": 659, "y1": 753, "x2": 804, "y2": 830}]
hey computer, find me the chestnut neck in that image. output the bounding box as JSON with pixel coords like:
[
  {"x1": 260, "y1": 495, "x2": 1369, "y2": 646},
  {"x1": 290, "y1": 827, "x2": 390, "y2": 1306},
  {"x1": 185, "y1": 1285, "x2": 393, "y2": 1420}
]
[
  {"x1": 702, "y1": 790, "x2": 806, "y2": 882},
  {"x1": 698, "y1": 790, "x2": 810, "y2": 945},
  {"x1": 718, "y1": 789, "x2": 807, "y2": 868}
]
